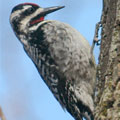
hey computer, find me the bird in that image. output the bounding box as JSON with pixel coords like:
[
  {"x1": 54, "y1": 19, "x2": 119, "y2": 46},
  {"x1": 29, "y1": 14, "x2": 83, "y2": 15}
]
[{"x1": 10, "y1": 3, "x2": 96, "y2": 120}]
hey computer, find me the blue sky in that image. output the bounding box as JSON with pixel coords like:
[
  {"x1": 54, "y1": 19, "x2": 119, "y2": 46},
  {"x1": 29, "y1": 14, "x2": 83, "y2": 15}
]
[{"x1": 0, "y1": 0, "x2": 102, "y2": 120}]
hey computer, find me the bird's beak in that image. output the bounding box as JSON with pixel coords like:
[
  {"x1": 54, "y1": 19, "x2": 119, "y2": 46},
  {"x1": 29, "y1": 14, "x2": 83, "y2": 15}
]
[{"x1": 42, "y1": 6, "x2": 65, "y2": 15}]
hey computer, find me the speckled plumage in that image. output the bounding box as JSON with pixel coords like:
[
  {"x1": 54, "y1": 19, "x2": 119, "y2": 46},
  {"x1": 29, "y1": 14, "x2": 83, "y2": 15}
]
[{"x1": 10, "y1": 3, "x2": 96, "y2": 120}]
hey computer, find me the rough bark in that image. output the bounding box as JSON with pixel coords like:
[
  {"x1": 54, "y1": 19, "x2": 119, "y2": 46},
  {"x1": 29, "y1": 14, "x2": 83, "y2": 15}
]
[{"x1": 94, "y1": 0, "x2": 120, "y2": 120}]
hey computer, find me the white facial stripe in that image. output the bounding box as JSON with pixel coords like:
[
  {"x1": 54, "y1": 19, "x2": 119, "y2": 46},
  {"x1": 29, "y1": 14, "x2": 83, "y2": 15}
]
[
  {"x1": 20, "y1": 8, "x2": 44, "y2": 24},
  {"x1": 23, "y1": 5, "x2": 32, "y2": 9},
  {"x1": 29, "y1": 20, "x2": 50, "y2": 31},
  {"x1": 10, "y1": 5, "x2": 32, "y2": 21},
  {"x1": 20, "y1": 8, "x2": 44, "y2": 32}
]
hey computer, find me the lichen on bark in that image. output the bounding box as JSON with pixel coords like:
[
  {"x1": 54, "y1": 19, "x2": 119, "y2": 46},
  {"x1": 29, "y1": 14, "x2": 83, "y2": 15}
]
[{"x1": 94, "y1": 0, "x2": 120, "y2": 120}]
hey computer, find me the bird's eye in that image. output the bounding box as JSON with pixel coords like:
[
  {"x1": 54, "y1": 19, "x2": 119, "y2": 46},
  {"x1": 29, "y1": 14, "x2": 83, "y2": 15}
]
[
  {"x1": 28, "y1": 7, "x2": 34, "y2": 13},
  {"x1": 23, "y1": 7, "x2": 35, "y2": 16}
]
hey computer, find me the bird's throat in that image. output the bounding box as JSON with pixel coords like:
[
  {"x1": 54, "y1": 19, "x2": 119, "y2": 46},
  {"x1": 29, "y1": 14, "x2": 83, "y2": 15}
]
[{"x1": 30, "y1": 17, "x2": 44, "y2": 25}]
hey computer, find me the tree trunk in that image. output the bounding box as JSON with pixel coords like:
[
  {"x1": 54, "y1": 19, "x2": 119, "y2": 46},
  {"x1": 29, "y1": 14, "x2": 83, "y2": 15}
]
[
  {"x1": 0, "y1": 107, "x2": 6, "y2": 120},
  {"x1": 94, "y1": 0, "x2": 120, "y2": 120}
]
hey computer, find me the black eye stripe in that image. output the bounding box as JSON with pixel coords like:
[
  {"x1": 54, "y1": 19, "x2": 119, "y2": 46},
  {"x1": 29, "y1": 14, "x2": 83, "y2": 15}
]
[
  {"x1": 11, "y1": 5, "x2": 39, "y2": 14},
  {"x1": 21, "y1": 7, "x2": 36, "y2": 16}
]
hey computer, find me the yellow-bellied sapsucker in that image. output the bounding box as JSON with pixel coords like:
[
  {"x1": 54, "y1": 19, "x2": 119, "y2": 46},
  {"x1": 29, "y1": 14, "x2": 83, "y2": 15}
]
[{"x1": 10, "y1": 3, "x2": 96, "y2": 120}]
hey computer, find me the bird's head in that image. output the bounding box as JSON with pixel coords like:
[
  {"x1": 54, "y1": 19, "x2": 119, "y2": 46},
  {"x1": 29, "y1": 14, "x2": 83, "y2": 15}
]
[{"x1": 10, "y1": 3, "x2": 64, "y2": 35}]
